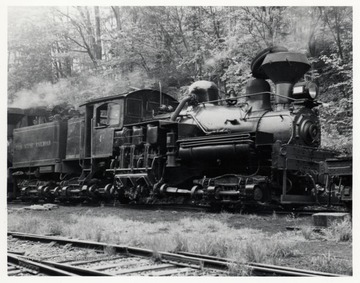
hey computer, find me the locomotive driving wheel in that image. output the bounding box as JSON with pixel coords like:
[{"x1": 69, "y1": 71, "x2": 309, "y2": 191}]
[{"x1": 115, "y1": 177, "x2": 130, "y2": 204}]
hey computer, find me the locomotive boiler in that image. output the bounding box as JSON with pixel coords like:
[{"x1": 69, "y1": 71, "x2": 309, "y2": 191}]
[{"x1": 9, "y1": 47, "x2": 352, "y2": 208}]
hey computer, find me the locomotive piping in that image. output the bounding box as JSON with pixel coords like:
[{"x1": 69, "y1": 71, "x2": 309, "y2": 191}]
[{"x1": 170, "y1": 95, "x2": 192, "y2": 121}]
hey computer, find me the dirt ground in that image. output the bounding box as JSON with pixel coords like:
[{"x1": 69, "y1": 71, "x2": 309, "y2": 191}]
[{"x1": 7, "y1": 203, "x2": 353, "y2": 275}]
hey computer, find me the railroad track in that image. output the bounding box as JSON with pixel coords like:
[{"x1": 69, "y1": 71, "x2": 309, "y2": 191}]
[{"x1": 8, "y1": 231, "x2": 345, "y2": 277}]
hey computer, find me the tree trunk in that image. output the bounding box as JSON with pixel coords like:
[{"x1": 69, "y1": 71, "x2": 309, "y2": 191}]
[
  {"x1": 111, "y1": 6, "x2": 122, "y2": 30},
  {"x1": 94, "y1": 6, "x2": 102, "y2": 60}
]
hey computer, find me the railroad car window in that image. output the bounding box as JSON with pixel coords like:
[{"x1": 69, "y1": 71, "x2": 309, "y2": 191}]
[
  {"x1": 127, "y1": 99, "x2": 142, "y2": 117},
  {"x1": 108, "y1": 103, "x2": 121, "y2": 126}
]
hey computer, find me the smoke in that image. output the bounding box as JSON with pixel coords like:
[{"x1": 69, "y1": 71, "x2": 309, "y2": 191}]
[
  {"x1": 8, "y1": 70, "x2": 161, "y2": 110},
  {"x1": 9, "y1": 82, "x2": 63, "y2": 109}
]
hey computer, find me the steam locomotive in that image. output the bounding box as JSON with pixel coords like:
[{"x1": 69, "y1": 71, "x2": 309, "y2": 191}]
[{"x1": 8, "y1": 47, "x2": 352, "y2": 208}]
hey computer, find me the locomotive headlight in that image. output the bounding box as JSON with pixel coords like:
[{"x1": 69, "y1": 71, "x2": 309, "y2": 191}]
[
  {"x1": 292, "y1": 82, "x2": 319, "y2": 100},
  {"x1": 307, "y1": 82, "x2": 319, "y2": 99}
]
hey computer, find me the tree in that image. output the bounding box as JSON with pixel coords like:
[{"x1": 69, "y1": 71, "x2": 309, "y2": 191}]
[
  {"x1": 8, "y1": 7, "x2": 56, "y2": 97},
  {"x1": 8, "y1": 6, "x2": 352, "y2": 131}
]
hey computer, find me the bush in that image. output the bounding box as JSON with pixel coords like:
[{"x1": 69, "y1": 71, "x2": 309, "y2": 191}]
[{"x1": 324, "y1": 218, "x2": 352, "y2": 242}]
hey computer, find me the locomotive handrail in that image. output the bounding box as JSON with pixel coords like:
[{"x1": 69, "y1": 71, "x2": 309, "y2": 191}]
[
  {"x1": 179, "y1": 139, "x2": 254, "y2": 148},
  {"x1": 204, "y1": 91, "x2": 302, "y2": 105},
  {"x1": 188, "y1": 113, "x2": 220, "y2": 135}
]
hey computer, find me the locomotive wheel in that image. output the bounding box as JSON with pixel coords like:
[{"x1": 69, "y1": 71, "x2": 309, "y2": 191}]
[
  {"x1": 253, "y1": 184, "x2": 271, "y2": 202},
  {"x1": 251, "y1": 46, "x2": 288, "y2": 79},
  {"x1": 117, "y1": 186, "x2": 131, "y2": 204}
]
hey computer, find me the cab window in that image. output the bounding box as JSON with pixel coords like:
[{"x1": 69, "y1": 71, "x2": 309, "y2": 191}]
[
  {"x1": 95, "y1": 102, "x2": 123, "y2": 127},
  {"x1": 126, "y1": 98, "x2": 142, "y2": 117},
  {"x1": 108, "y1": 103, "x2": 121, "y2": 125},
  {"x1": 96, "y1": 104, "x2": 108, "y2": 126}
]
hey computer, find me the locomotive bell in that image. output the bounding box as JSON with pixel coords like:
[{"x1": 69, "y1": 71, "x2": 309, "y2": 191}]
[
  {"x1": 188, "y1": 81, "x2": 219, "y2": 105},
  {"x1": 260, "y1": 52, "x2": 310, "y2": 108}
]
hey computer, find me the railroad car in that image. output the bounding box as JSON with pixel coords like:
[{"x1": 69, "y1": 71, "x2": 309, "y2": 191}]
[
  {"x1": 8, "y1": 47, "x2": 352, "y2": 208},
  {"x1": 7, "y1": 107, "x2": 49, "y2": 200}
]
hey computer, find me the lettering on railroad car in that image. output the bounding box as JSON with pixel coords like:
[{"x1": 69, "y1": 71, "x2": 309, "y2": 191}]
[{"x1": 14, "y1": 140, "x2": 52, "y2": 150}]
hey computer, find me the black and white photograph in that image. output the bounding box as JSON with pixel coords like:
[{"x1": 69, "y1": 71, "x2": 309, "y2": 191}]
[{"x1": 4, "y1": 2, "x2": 356, "y2": 278}]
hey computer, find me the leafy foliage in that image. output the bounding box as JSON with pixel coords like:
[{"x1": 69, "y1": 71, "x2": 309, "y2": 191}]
[{"x1": 8, "y1": 6, "x2": 352, "y2": 152}]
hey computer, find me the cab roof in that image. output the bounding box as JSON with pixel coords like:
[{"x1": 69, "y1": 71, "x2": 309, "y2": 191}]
[{"x1": 79, "y1": 89, "x2": 177, "y2": 107}]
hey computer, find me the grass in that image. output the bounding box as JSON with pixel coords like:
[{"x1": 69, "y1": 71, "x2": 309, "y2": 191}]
[
  {"x1": 7, "y1": 207, "x2": 352, "y2": 275},
  {"x1": 301, "y1": 226, "x2": 314, "y2": 240},
  {"x1": 310, "y1": 252, "x2": 352, "y2": 275},
  {"x1": 324, "y1": 218, "x2": 352, "y2": 242},
  {"x1": 8, "y1": 210, "x2": 297, "y2": 266},
  {"x1": 239, "y1": 233, "x2": 299, "y2": 264}
]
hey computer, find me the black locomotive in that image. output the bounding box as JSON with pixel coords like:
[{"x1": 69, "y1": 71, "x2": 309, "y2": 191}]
[{"x1": 8, "y1": 47, "x2": 352, "y2": 208}]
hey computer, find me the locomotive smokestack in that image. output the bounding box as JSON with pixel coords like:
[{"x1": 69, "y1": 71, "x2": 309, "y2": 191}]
[{"x1": 260, "y1": 52, "x2": 310, "y2": 110}]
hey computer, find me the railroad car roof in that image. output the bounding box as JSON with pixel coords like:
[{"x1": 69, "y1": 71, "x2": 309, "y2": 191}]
[
  {"x1": 80, "y1": 89, "x2": 178, "y2": 106},
  {"x1": 8, "y1": 107, "x2": 49, "y2": 116},
  {"x1": 8, "y1": 107, "x2": 25, "y2": 115}
]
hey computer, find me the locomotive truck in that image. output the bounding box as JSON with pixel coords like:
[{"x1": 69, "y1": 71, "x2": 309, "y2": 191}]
[{"x1": 8, "y1": 47, "x2": 352, "y2": 208}]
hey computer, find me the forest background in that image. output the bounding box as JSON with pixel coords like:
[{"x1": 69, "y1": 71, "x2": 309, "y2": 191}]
[{"x1": 7, "y1": 6, "x2": 352, "y2": 154}]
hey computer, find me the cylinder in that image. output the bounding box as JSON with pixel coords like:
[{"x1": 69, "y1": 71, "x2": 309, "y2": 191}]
[{"x1": 179, "y1": 144, "x2": 252, "y2": 161}]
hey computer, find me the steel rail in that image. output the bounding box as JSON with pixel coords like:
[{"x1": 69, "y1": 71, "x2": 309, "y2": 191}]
[
  {"x1": 38, "y1": 260, "x2": 112, "y2": 276},
  {"x1": 9, "y1": 253, "x2": 113, "y2": 276},
  {"x1": 175, "y1": 251, "x2": 346, "y2": 277},
  {"x1": 8, "y1": 231, "x2": 346, "y2": 277},
  {"x1": 8, "y1": 253, "x2": 79, "y2": 276},
  {"x1": 7, "y1": 262, "x2": 40, "y2": 275}
]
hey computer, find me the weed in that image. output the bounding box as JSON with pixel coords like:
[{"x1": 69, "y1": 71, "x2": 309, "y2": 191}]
[
  {"x1": 151, "y1": 247, "x2": 162, "y2": 262},
  {"x1": 241, "y1": 234, "x2": 298, "y2": 264},
  {"x1": 269, "y1": 237, "x2": 298, "y2": 258},
  {"x1": 104, "y1": 245, "x2": 116, "y2": 256},
  {"x1": 310, "y1": 252, "x2": 352, "y2": 275},
  {"x1": 272, "y1": 211, "x2": 277, "y2": 220},
  {"x1": 324, "y1": 218, "x2": 352, "y2": 242},
  {"x1": 285, "y1": 212, "x2": 296, "y2": 221},
  {"x1": 198, "y1": 234, "x2": 231, "y2": 257},
  {"x1": 95, "y1": 227, "x2": 103, "y2": 242},
  {"x1": 217, "y1": 211, "x2": 232, "y2": 222},
  {"x1": 227, "y1": 261, "x2": 252, "y2": 276},
  {"x1": 301, "y1": 226, "x2": 314, "y2": 240},
  {"x1": 48, "y1": 223, "x2": 63, "y2": 236},
  {"x1": 244, "y1": 239, "x2": 268, "y2": 263},
  {"x1": 173, "y1": 232, "x2": 189, "y2": 252}
]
